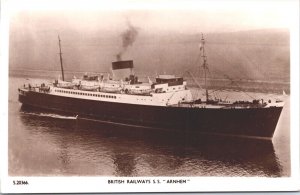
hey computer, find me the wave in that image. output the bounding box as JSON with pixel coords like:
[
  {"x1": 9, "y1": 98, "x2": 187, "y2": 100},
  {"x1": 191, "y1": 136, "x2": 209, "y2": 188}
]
[{"x1": 20, "y1": 111, "x2": 78, "y2": 120}]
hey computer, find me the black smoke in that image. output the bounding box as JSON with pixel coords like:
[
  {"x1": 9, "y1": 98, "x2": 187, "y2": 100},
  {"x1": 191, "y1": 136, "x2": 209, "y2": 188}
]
[{"x1": 116, "y1": 22, "x2": 139, "y2": 61}]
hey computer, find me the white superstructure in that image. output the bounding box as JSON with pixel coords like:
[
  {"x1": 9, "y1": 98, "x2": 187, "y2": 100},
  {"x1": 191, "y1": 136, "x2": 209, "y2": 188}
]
[{"x1": 36, "y1": 74, "x2": 194, "y2": 107}]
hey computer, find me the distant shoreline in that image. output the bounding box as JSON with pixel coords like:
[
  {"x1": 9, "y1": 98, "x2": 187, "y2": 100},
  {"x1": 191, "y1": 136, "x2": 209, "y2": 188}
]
[{"x1": 9, "y1": 69, "x2": 290, "y2": 94}]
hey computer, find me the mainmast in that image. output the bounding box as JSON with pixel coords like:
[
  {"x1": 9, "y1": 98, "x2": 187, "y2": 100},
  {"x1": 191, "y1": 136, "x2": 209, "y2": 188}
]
[
  {"x1": 58, "y1": 35, "x2": 65, "y2": 81},
  {"x1": 200, "y1": 33, "x2": 209, "y2": 101}
]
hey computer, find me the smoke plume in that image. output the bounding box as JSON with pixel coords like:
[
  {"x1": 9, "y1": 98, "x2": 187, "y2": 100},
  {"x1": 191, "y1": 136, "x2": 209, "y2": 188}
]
[{"x1": 116, "y1": 22, "x2": 139, "y2": 61}]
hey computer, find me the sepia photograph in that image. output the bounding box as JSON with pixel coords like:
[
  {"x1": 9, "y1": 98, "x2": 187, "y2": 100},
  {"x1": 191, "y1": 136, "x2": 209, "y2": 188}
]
[{"x1": 1, "y1": 0, "x2": 299, "y2": 193}]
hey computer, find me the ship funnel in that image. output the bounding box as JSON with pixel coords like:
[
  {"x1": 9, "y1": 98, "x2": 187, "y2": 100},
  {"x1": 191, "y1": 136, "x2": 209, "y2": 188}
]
[
  {"x1": 111, "y1": 60, "x2": 134, "y2": 80},
  {"x1": 112, "y1": 60, "x2": 134, "y2": 70}
]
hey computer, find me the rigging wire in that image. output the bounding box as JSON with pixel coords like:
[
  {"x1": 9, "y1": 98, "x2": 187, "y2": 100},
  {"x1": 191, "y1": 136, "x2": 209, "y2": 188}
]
[
  {"x1": 234, "y1": 47, "x2": 285, "y2": 99},
  {"x1": 206, "y1": 47, "x2": 258, "y2": 100},
  {"x1": 186, "y1": 36, "x2": 282, "y2": 101}
]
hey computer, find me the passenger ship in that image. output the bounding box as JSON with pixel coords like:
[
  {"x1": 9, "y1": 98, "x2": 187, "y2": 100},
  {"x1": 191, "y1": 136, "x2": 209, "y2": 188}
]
[{"x1": 18, "y1": 35, "x2": 284, "y2": 139}]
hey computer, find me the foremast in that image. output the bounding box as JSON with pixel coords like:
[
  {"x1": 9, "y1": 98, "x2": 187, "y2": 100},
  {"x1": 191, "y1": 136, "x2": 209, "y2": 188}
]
[
  {"x1": 200, "y1": 33, "x2": 209, "y2": 102},
  {"x1": 58, "y1": 35, "x2": 65, "y2": 81}
]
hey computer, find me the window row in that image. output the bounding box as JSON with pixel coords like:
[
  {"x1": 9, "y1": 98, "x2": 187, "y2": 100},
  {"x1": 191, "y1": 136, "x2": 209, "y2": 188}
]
[{"x1": 55, "y1": 89, "x2": 117, "y2": 99}]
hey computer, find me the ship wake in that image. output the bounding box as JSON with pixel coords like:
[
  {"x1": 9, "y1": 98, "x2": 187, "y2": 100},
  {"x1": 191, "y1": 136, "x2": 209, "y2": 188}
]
[{"x1": 20, "y1": 111, "x2": 78, "y2": 120}]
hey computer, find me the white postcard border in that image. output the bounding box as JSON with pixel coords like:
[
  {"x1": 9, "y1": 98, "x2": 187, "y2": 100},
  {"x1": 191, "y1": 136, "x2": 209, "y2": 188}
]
[{"x1": 1, "y1": 0, "x2": 299, "y2": 193}]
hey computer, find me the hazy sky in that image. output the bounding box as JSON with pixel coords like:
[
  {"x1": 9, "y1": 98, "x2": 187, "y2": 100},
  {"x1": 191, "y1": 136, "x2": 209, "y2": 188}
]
[
  {"x1": 5, "y1": 0, "x2": 294, "y2": 82},
  {"x1": 8, "y1": 0, "x2": 297, "y2": 34}
]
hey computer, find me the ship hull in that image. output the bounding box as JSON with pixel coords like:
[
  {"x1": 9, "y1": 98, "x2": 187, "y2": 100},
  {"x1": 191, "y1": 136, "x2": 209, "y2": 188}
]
[{"x1": 19, "y1": 91, "x2": 283, "y2": 139}]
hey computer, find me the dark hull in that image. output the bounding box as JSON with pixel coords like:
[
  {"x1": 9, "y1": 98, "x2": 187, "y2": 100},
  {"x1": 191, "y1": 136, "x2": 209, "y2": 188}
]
[{"x1": 19, "y1": 91, "x2": 283, "y2": 139}]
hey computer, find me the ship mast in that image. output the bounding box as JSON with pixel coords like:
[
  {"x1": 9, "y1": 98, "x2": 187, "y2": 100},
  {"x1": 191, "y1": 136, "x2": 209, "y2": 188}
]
[
  {"x1": 200, "y1": 33, "x2": 209, "y2": 102},
  {"x1": 58, "y1": 35, "x2": 65, "y2": 81}
]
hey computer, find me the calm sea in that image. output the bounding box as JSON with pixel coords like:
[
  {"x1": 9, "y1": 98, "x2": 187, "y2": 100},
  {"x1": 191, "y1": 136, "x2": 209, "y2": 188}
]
[{"x1": 8, "y1": 76, "x2": 290, "y2": 177}]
